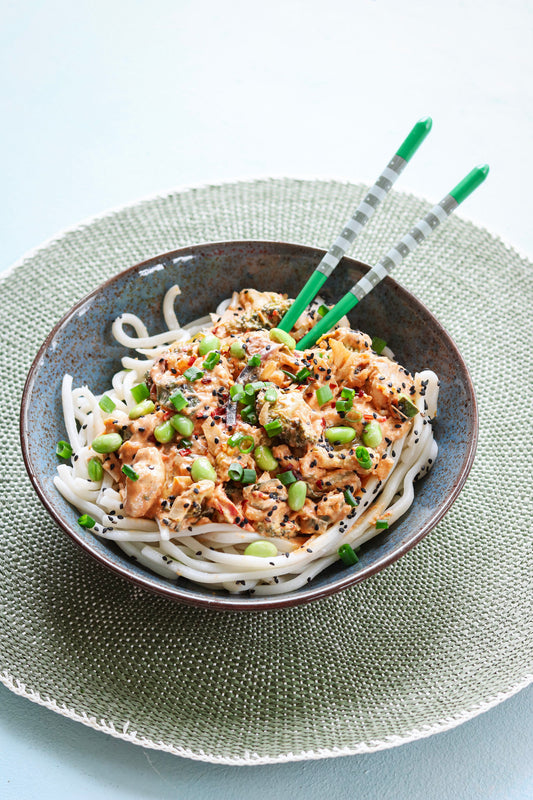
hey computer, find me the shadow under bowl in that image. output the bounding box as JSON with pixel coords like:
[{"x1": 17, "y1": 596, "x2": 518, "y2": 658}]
[{"x1": 21, "y1": 241, "x2": 478, "y2": 610}]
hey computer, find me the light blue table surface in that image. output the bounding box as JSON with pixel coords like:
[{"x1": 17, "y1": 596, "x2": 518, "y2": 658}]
[{"x1": 2, "y1": 2, "x2": 531, "y2": 797}]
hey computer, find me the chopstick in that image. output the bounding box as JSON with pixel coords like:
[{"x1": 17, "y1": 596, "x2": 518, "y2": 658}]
[
  {"x1": 295, "y1": 164, "x2": 489, "y2": 350},
  {"x1": 277, "y1": 116, "x2": 433, "y2": 333}
]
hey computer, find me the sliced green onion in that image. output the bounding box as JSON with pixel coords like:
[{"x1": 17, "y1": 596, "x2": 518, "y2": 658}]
[
  {"x1": 269, "y1": 328, "x2": 296, "y2": 350},
  {"x1": 170, "y1": 390, "x2": 188, "y2": 411},
  {"x1": 264, "y1": 386, "x2": 278, "y2": 402},
  {"x1": 154, "y1": 421, "x2": 175, "y2": 443},
  {"x1": 244, "y1": 541, "x2": 278, "y2": 557},
  {"x1": 247, "y1": 354, "x2": 261, "y2": 367},
  {"x1": 254, "y1": 445, "x2": 279, "y2": 472},
  {"x1": 281, "y1": 369, "x2": 297, "y2": 382},
  {"x1": 371, "y1": 336, "x2": 387, "y2": 355},
  {"x1": 98, "y1": 394, "x2": 116, "y2": 413},
  {"x1": 362, "y1": 420, "x2": 382, "y2": 448},
  {"x1": 336, "y1": 399, "x2": 352, "y2": 413},
  {"x1": 129, "y1": 399, "x2": 156, "y2": 419},
  {"x1": 122, "y1": 464, "x2": 139, "y2": 481},
  {"x1": 228, "y1": 462, "x2": 244, "y2": 481},
  {"x1": 238, "y1": 435, "x2": 255, "y2": 453},
  {"x1": 276, "y1": 470, "x2": 296, "y2": 486},
  {"x1": 317, "y1": 304, "x2": 329, "y2": 317},
  {"x1": 229, "y1": 340, "x2": 246, "y2": 358},
  {"x1": 178, "y1": 438, "x2": 192, "y2": 448},
  {"x1": 355, "y1": 445, "x2": 372, "y2": 468},
  {"x1": 78, "y1": 514, "x2": 96, "y2": 528},
  {"x1": 251, "y1": 380, "x2": 266, "y2": 393},
  {"x1": 131, "y1": 383, "x2": 150, "y2": 403},
  {"x1": 343, "y1": 489, "x2": 357, "y2": 507},
  {"x1": 341, "y1": 387, "x2": 355, "y2": 401},
  {"x1": 240, "y1": 404, "x2": 258, "y2": 425},
  {"x1": 325, "y1": 426, "x2": 356, "y2": 445},
  {"x1": 375, "y1": 519, "x2": 389, "y2": 530},
  {"x1": 56, "y1": 440, "x2": 73, "y2": 459},
  {"x1": 295, "y1": 367, "x2": 311, "y2": 382},
  {"x1": 228, "y1": 431, "x2": 244, "y2": 448},
  {"x1": 191, "y1": 456, "x2": 216, "y2": 482},
  {"x1": 244, "y1": 383, "x2": 256, "y2": 399},
  {"x1": 288, "y1": 480, "x2": 306, "y2": 511},
  {"x1": 338, "y1": 543, "x2": 359, "y2": 566},
  {"x1": 91, "y1": 433, "x2": 123, "y2": 453},
  {"x1": 198, "y1": 333, "x2": 220, "y2": 355},
  {"x1": 316, "y1": 386, "x2": 333, "y2": 407},
  {"x1": 203, "y1": 351, "x2": 220, "y2": 371},
  {"x1": 241, "y1": 468, "x2": 257, "y2": 485},
  {"x1": 170, "y1": 414, "x2": 194, "y2": 437},
  {"x1": 230, "y1": 384, "x2": 245, "y2": 402},
  {"x1": 87, "y1": 457, "x2": 103, "y2": 482},
  {"x1": 264, "y1": 419, "x2": 283, "y2": 438},
  {"x1": 183, "y1": 366, "x2": 204, "y2": 382}
]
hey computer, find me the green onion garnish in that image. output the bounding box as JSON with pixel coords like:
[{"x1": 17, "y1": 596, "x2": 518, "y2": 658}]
[
  {"x1": 247, "y1": 354, "x2": 261, "y2": 367},
  {"x1": 122, "y1": 464, "x2": 139, "y2": 481},
  {"x1": 264, "y1": 386, "x2": 278, "y2": 403},
  {"x1": 336, "y1": 399, "x2": 352, "y2": 413},
  {"x1": 240, "y1": 404, "x2": 258, "y2": 425},
  {"x1": 341, "y1": 387, "x2": 355, "y2": 401},
  {"x1": 316, "y1": 386, "x2": 333, "y2": 407},
  {"x1": 78, "y1": 514, "x2": 96, "y2": 528},
  {"x1": 203, "y1": 351, "x2": 220, "y2": 371},
  {"x1": 241, "y1": 468, "x2": 257, "y2": 485},
  {"x1": 317, "y1": 304, "x2": 329, "y2": 317},
  {"x1": 371, "y1": 336, "x2": 387, "y2": 355},
  {"x1": 375, "y1": 519, "x2": 389, "y2": 530},
  {"x1": 251, "y1": 381, "x2": 266, "y2": 393},
  {"x1": 98, "y1": 394, "x2": 116, "y2": 413},
  {"x1": 179, "y1": 438, "x2": 192, "y2": 448},
  {"x1": 170, "y1": 390, "x2": 188, "y2": 411},
  {"x1": 183, "y1": 366, "x2": 204, "y2": 382},
  {"x1": 238, "y1": 435, "x2": 255, "y2": 453},
  {"x1": 343, "y1": 489, "x2": 357, "y2": 507},
  {"x1": 230, "y1": 384, "x2": 245, "y2": 402},
  {"x1": 56, "y1": 440, "x2": 73, "y2": 459},
  {"x1": 227, "y1": 432, "x2": 244, "y2": 448},
  {"x1": 264, "y1": 419, "x2": 283, "y2": 438},
  {"x1": 295, "y1": 367, "x2": 311, "y2": 382},
  {"x1": 131, "y1": 383, "x2": 150, "y2": 403},
  {"x1": 244, "y1": 383, "x2": 256, "y2": 399},
  {"x1": 276, "y1": 470, "x2": 296, "y2": 486},
  {"x1": 228, "y1": 462, "x2": 244, "y2": 481},
  {"x1": 355, "y1": 445, "x2": 372, "y2": 468},
  {"x1": 338, "y1": 543, "x2": 359, "y2": 566},
  {"x1": 87, "y1": 457, "x2": 103, "y2": 482}
]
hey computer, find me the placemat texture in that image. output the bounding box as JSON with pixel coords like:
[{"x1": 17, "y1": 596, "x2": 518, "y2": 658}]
[{"x1": 1, "y1": 179, "x2": 532, "y2": 764}]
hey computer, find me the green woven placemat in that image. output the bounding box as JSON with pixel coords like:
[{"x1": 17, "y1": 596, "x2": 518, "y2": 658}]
[{"x1": 1, "y1": 179, "x2": 532, "y2": 764}]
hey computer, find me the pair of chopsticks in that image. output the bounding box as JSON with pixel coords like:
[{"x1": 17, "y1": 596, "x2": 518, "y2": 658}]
[{"x1": 276, "y1": 117, "x2": 488, "y2": 350}]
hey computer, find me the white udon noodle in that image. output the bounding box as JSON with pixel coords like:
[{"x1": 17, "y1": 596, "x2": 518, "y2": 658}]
[{"x1": 54, "y1": 286, "x2": 439, "y2": 595}]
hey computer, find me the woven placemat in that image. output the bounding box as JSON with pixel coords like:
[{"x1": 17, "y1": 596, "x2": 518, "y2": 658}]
[{"x1": 1, "y1": 179, "x2": 532, "y2": 764}]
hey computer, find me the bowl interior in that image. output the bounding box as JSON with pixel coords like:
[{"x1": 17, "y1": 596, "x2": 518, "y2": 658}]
[{"x1": 21, "y1": 241, "x2": 477, "y2": 610}]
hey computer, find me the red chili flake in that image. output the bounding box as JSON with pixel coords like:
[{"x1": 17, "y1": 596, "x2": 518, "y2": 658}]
[
  {"x1": 357, "y1": 389, "x2": 364, "y2": 397},
  {"x1": 187, "y1": 356, "x2": 196, "y2": 367},
  {"x1": 329, "y1": 383, "x2": 336, "y2": 390},
  {"x1": 316, "y1": 479, "x2": 323, "y2": 489},
  {"x1": 330, "y1": 402, "x2": 336, "y2": 408},
  {"x1": 178, "y1": 448, "x2": 191, "y2": 456},
  {"x1": 201, "y1": 377, "x2": 212, "y2": 384},
  {"x1": 363, "y1": 413, "x2": 373, "y2": 420},
  {"x1": 211, "y1": 406, "x2": 226, "y2": 417},
  {"x1": 161, "y1": 410, "x2": 172, "y2": 420}
]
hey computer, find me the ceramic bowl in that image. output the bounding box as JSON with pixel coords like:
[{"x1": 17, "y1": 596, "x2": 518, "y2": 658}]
[{"x1": 21, "y1": 241, "x2": 478, "y2": 610}]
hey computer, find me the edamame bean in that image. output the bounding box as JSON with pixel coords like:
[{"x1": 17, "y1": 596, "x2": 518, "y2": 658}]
[
  {"x1": 191, "y1": 456, "x2": 216, "y2": 482},
  {"x1": 269, "y1": 328, "x2": 296, "y2": 350},
  {"x1": 229, "y1": 340, "x2": 246, "y2": 358},
  {"x1": 253, "y1": 445, "x2": 279, "y2": 472},
  {"x1": 244, "y1": 541, "x2": 278, "y2": 557},
  {"x1": 199, "y1": 333, "x2": 221, "y2": 355},
  {"x1": 170, "y1": 414, "x2": 194, "y2": 437},
  {"x1": 91, "y1": 433, "x2": 123, "y2": 453},
  {"x1": 288, "y1": 480, "x2": 307, "y2": 511},
  {"x1": 129, "y1": 399, "x2": 155, "y2": 419},
  {"x1": 325, "y1": 426, "x2": 356, "y2": 445},
  {"x1": 154, "y1": 421, "x2": 175, "y2": 443},
  {"x1": 362, "y1": 420, "x2": 382, "y2": 448}
]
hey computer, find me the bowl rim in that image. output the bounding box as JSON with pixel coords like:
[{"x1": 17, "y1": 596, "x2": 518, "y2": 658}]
[{"x1": 20, "y1": 239, "x2": 479, "y2": 611}]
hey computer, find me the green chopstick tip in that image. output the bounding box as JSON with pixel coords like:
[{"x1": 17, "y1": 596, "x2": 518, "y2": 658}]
[
  {"x1": 449, "y1": 164, "x2": 489, "y2": 205},
  {"x1": 396, "y1": 116, "x2": 433, "y2": 162}
]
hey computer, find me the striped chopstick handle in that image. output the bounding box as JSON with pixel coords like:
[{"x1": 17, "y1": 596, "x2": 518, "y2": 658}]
[
  {"x1": 349, "y1": 194, "x2": 458, "y2": 300},
  {"x1": 317, "y1": 154, "x2": 409, "y2": 278}
]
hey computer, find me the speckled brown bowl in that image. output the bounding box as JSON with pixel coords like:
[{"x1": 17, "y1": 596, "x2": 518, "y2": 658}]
[{"x1": 21, "y1": 241, "x2": 478, "y2": 610}]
